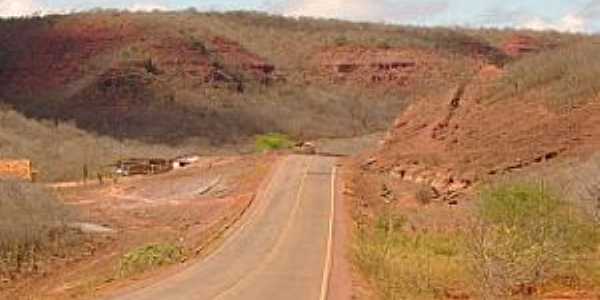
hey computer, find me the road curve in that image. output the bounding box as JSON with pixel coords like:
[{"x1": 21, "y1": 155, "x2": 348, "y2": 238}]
[{"x1": 108, "y1": 155, "x2": 337, "y2": 300}]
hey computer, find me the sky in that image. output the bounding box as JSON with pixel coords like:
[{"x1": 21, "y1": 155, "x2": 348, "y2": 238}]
[{"x1": 1, "y1": 0, "x2": 600, "y2": 33}]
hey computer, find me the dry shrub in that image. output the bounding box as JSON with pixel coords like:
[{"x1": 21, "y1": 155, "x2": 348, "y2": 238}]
[
  {"x1": 415, "y1": 184, "x2": 436, "y2": 205},
  {"x1": 487, "y1": 40, "x2": 600, "y2": 110},
  {"x1": 0, "y1": 81, "x2": 410, "y2": 182},
  {"x1": 0, "y1": 180, "x2": 79, "y2": 278},
  {"x1": 467, "y1": 181, "x2": 599, "y2": 298},
  {"x1": 560, "y1": 154, "x2": 600, "y2": 222},
  {"x1": 0, "y1": 108, "x2": 204, "y2": 182},
  {"x1": 354, "y1": 212, "x2": 468, "y2": 300}
]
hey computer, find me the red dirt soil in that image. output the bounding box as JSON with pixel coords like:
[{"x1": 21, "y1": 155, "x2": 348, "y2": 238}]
[
  {"x1": 0, "y1": 14, "x2": 274, "y2": 96},
  {"x1": 342, "y1": 62, "x2": 600, "y2": 299},
  {"x1": 370, "y1": 64, "x2": 600, "y2": 202},
  {"x1": 0, "y1": 154, "x2": 277, "y2": 300}
]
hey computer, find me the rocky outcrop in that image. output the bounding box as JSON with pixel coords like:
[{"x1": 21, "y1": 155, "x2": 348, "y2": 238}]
[
  {"x1": 502, "y1": 35, "x2": 543, "y2": 57},
  {"x1": 313, "y1": 46, "x2": 457, "y2": 87}
]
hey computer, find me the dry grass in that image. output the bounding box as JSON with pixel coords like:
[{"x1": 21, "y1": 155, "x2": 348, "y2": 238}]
[
  {"x1": 0, "y1": 107, "x2": 205, "y2": 182},
  {"x1": 354, "y1": 212, "x2": 469, "y2": 300},
  {"x1": 354, "y1": 175, "x2": 600, "y2": 299},
  {"x1": 179, "y1": 11, "x2": 517, "y2": 67},
  {"x1": 2, "y1": 11, "x2": 582, "y2": 184},
  {"x1": 557, "y1": 155, "x2": 600, "y2": 221},
  {"x1": 0, "y1": 180, "x2": 79, "y2": 279},
  {"x1": 486, "y1": 39, "x2": 600, "y2": 110},
  {"x1": 468, "y1": 181, "x2": 599, "y2": 298},
  {"x1": 0, "y1": 82, "x2": 410, "y2": 182}
]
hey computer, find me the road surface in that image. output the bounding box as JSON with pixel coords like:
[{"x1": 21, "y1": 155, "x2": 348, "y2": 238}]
[{"x1": 109, "y1": 155, "x2": 337, "y2": 300}]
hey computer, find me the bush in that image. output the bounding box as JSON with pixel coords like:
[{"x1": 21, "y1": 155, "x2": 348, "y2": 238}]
[
  {"x1": 0, "y1": 180, "x2": 78, "y2": 277},
  {"x1": 415, "y1": 184, "x2": 436, "y2": 205},
  {"x1": 354, "y1": 214, "x2": 468, "y2": 299},
  {"x1": 333, "y1": 35, "x2": 349, "y2": 46},
  {"x1": 255, "y1": 133, "x2": 294, "y2": 152},
  {"x1": 468, "y1": 182, "x2": 599, "y2": 297},
  {"x1": 118, "y1": 243, "x2": 184, "y2": 277}
]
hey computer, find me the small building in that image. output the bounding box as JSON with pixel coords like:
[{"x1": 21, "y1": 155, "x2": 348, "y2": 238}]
[{"x1": 114, "y1": 158, "x2": 172, "y2": 177}]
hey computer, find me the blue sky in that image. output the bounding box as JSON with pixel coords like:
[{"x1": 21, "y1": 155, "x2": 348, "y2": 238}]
[{"x1": 2, "y1": 0, "x2": 600, "y2": 33}]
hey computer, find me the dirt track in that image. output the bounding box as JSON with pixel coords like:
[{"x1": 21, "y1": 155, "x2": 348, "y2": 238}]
[{"x1": 105, "y1": 155, "x2": 337, "y2": 300}]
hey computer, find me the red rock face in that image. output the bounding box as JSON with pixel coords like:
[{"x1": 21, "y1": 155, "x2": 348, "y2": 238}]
[
  {"x1": 502, "y1": 35, "x2": 542, "y2": 57},
  {"x1": 374, "y1": 64, "x2": 600, "y2": 201},
  {"x1": 312, "y1": 45, "x2": 467, "y2": 87},
  {"x1": 0, "y1": 15, "x2": 276, "y2": 97},
  {"x1": 0, "y1": 16, "x2": 143, "y2": 93}
]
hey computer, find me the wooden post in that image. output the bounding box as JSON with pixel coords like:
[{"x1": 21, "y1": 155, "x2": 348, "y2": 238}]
[
  {"x1": 27, "y1": 160, "x2": 33, "y2": 182},
  {"x1": 83, "y1": 164, "x2": 89, "y2": 185}
]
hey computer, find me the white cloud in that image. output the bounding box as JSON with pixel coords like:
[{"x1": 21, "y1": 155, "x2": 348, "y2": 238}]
[
  {"x1": 520, "y1": 14, "x2": 586, "y2": 33},
  {"x1": 280, "y1": 0, "x2": 448, "y2": 23},
  {"x1": 0, "y1": 0, "x2": 169, "y2": 17},
  {"x1": 128, "y1": 3, "x2": 168, "y2": 12},
  {"x1": 0, "y1": 0, "x2": 41, "y2": 17}
]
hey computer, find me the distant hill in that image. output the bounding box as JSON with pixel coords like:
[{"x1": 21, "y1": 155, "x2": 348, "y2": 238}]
[{"x1": 0, "y1": 11, "x2": 593, "y2": 181}]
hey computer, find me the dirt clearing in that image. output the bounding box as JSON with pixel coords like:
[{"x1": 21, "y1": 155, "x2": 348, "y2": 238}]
[{"x1": 1, "y1": 154, "x2": 277, "y2": 300}]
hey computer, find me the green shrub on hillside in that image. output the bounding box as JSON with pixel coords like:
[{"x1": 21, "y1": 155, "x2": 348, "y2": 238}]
[
  {"x1": 255, "y1": 133, "x2": 294, "y2": 152},
  {"x1": 118, "y1": 243, "x2": 184, "y2": 277}
]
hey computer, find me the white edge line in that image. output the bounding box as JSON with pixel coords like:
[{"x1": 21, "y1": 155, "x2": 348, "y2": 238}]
[
  {"x1": 319, "y1": 165, "x2": 336, "y2": 300},
  {"x1": 213, "y1": 157, "x2": 312, "y2": 299}
]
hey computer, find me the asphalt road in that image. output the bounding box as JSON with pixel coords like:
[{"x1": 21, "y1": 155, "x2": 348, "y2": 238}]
[{"x1": 109, "y1": 155, "x2": 337, "y2": 300}]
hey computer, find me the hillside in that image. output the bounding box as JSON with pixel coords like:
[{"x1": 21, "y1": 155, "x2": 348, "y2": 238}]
[
  {"x1": 346, "y1": 31, "x2": 600, "y2": 299},
  {"x1": 0, "y1": 11, "x2": 584, "y2": 181},
  {"x1": 362, "y1": 37, "x2": 600, "y2": 204},
  {"x1": 1, "y1": 10, "x2": 600, "y2": 300}
]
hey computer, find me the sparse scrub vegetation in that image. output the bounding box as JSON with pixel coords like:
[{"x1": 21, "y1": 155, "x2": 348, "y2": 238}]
[
  {"x1": 487, "y1": 40, "x2": 600, "y2": 109},
  {"x1": 0, "y1": 108, "x2": 203, "y2": 182},
  {"x1": 355, "y1": 180, "x2": 600, "y2": 299},
  {"x1": 562, "y1": 155, "x2": 600, "y2": 222},
  {"x1": 355, "y1": 212, "x2": 468, "y2": 299},
  {"x1": 0, "y1": 180, "x2": 79, "y2": 278},
  {"x1": 468, "y1": 181, "x2": 599, "y2": 298},
  {"x1": 163, "y1": 11, "x2": 515, "y2": 68},
  {"x1": 118, "y1": 244, "x2": 184, "y2": 277},
  {"x1": 415, "y1": 184, "x2": 436, "y2": 205},
  {"x1": 2, "y1": 10, "x2": 600, "y2": 298}
]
